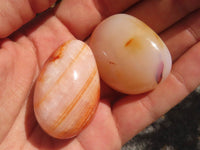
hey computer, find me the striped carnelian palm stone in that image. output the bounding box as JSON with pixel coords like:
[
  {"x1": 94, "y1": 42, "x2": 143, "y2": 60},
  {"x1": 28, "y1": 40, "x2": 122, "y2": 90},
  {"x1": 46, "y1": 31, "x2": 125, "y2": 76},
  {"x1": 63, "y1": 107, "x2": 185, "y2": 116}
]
[{"x1": 34, "y1": 40, "x2": 100, "y2": 139}]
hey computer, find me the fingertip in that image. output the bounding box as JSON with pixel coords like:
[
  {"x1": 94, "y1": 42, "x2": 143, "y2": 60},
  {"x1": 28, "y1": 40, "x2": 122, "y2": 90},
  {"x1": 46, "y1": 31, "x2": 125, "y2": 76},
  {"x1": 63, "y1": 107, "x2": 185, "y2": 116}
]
[
  {"x1": 29, "y1": 0, "x2": 57, "y2": 13},
  {"x1": 0, "y1": 0, "x2": 57, "y2": 39},
  {"x1": 55, "y1": 0, "x2": 102, "y2": 40}
]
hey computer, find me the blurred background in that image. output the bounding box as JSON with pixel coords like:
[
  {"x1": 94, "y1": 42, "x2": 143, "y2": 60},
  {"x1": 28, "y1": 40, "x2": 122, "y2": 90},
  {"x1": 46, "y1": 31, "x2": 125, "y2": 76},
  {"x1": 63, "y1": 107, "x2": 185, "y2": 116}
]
[{"x1": 122, "y1": 86, "x2": 200, "y2": 150}]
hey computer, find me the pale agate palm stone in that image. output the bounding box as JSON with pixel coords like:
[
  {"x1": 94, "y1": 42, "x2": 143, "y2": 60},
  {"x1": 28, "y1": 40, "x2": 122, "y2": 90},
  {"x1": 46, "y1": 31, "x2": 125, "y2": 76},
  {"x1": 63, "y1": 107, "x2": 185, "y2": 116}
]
[
  {"x1": 89, "y1": 14, "x2": 172, "y2": 94},
  {"x1": 34, "y1": 40, "x2": 100, "y2": 139}
]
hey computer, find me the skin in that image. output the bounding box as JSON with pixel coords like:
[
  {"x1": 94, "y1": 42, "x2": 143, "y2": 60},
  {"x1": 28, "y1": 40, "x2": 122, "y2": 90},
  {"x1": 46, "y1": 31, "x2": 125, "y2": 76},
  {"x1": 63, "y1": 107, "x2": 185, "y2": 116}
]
[{"x1": 0, "y1": 0, "x2": 200, "y2": 149}]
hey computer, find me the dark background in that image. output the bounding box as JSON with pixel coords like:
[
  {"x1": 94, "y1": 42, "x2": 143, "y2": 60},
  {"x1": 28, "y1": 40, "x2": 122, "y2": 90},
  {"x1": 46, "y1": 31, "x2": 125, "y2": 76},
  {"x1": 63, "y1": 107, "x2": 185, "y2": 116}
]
[{"x1": 122, "y1": 86, "x2": 200, "y2": 150}]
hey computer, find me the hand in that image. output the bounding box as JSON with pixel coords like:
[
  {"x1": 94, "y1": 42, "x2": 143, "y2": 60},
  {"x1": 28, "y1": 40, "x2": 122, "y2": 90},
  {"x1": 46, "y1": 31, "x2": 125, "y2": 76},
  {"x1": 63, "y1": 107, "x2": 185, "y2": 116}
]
[{"x1": 0, "y1": 0, "x2": 200, "y2": 149}]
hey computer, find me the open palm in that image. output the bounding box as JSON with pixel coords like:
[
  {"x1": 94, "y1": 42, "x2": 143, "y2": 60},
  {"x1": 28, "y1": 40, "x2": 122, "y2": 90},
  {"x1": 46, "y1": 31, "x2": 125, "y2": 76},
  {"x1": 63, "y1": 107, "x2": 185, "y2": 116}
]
[{"x1": 0, "y1": 0, "x2": 200, "y2": 149}]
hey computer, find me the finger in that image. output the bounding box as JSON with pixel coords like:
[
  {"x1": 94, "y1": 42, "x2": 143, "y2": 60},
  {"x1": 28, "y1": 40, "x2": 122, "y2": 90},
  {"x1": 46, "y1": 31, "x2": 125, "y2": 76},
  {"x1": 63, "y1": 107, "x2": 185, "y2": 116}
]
[
  {"x1": 0, "y1": 0, "x2": 56, "y2": 38},
  {"x1": 22, "y1": 11, "x2": 75, "y2": 68},
  {"x1": 55, "y1": 0, "x2": 139, "y2": 39},
  {"x1": 127, "y1": 0, "x2": 200, "y2": 33},
  {"x1": 112, "y1": 41, "x2": 200, "y2": 144},
  {"x1": 161, "y1": 9, "x2": 200, "y2": 62}
]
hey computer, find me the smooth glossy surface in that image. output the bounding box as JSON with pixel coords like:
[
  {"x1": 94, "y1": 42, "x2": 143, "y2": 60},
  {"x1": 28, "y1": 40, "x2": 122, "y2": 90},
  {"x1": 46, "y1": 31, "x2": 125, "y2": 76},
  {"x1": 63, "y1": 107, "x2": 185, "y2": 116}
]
[
  {"x1": 89, "y1": 14, "x2": 172, "y2": 94},
  {"x1": 34, "y1": 40, "x2": 100, "y2": 139}
]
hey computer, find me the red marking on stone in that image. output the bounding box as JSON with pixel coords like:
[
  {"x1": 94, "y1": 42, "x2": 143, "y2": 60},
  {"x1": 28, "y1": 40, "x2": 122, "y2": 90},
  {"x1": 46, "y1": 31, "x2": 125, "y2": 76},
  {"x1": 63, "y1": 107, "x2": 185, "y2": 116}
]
[
  {"x1": 51, "y1": 55, "x2": 61, "y2": 61},
  {"x1": 50, "y1": 42, "x2": 68, "y2": 62},
  {"x1": 125, "y1": 38, "x2": 134, "y2": 47},
  {"x1": 51, "y1": 49, "x2": 63, "y2": 61},
  {"x1": 156, "y1": 61, "x2": 164, "y2": 84}
]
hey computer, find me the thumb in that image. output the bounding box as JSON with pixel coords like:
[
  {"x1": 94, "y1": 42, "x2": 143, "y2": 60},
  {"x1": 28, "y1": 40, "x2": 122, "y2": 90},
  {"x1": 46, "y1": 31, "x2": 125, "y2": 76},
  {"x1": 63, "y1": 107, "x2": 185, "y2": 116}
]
[{"x1": 0, "y1": 0, "x2": 56, "y2": 38}]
